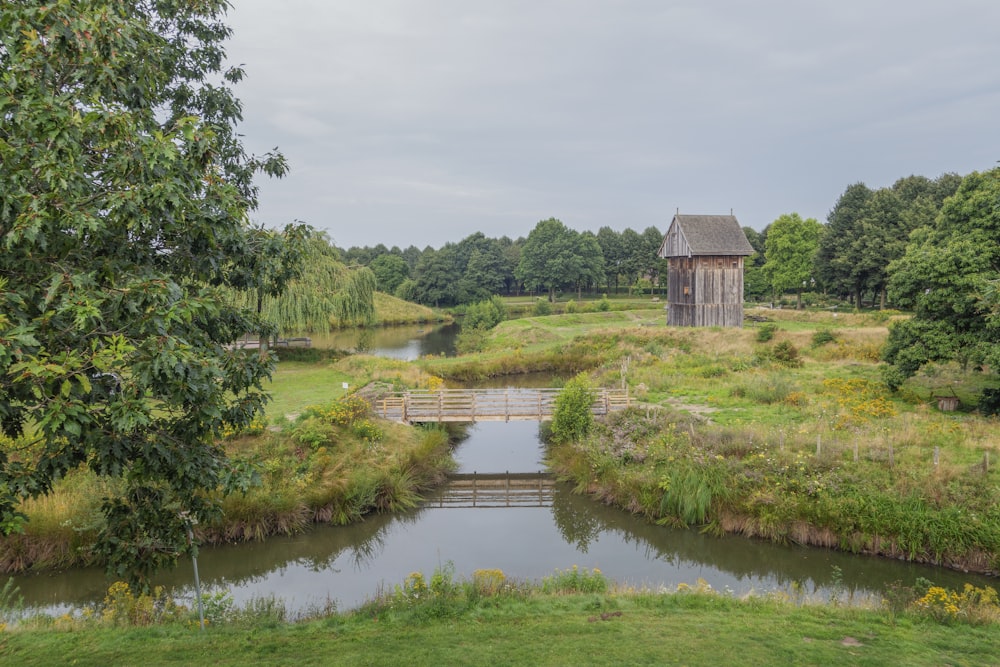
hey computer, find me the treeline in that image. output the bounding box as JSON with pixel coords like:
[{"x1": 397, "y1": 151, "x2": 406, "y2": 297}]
[
  {"x1": 337, "y1": 221, "x2": 668, "y2": 307},
  {"x1": 336, "y1": 171, "x2": 969, "y2": 311},
  {"x1": 746, "y1": 173, "x2": 963, "y2": 307}
]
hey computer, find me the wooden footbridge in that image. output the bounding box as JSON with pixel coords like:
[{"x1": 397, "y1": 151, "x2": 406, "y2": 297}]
[{"x1": 373, "y1": 387, "x2": 630, "y2": 424}]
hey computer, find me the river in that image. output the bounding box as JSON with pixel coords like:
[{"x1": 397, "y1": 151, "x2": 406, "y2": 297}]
[{"x1": 9, "y1": 325, "x2": 996, "y2": 615}]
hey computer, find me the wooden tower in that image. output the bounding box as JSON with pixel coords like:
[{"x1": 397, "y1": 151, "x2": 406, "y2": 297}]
[{"x1": 657, "y1": 214, "x2": 754, "y2": 327}]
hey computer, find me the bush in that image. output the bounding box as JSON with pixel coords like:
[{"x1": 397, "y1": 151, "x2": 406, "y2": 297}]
[
  {"x1": 755, "y1": 323, "x2": 777, "y2": 342},
  {"x1": 771, "y1": 341, "x2": 801, "y2": 367},
  {"x1": 463, "y1": 296, "x2": 507, "y2": 330},
  {"x1": 978, "y1": 388, "x2": 1000, "y2": 416},
  {"x1": 811, "y1": 329, "x2": 838, "y2": 347},
  {"x1": 550, "y1": 373, "x2": 595, "y2": 444},
  {"x1": 533, "y1": 299, "x2": 552, "y2": 316}
]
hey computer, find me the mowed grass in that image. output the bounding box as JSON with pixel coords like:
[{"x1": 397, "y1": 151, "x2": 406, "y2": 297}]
[{"x1": 4, "y1": 591, "x2": 998, "y2": 667}]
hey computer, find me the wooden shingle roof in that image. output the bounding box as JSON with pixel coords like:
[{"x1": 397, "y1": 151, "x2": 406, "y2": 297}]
[{"x1": 658, "y1": 214, "x2": 754, "y2": 258}]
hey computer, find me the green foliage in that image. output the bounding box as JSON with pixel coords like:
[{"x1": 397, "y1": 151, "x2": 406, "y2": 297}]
[
  {"x1": 978, "y1": 388, "x2": 1000, "y2": 416},
  {"x1": 755, "y1": 323, "x2": 777, "y2": 342},
  {"x1": 769, "y1": 341, "x2": 802, "y2": 367},
  {"x1": 0, "y1": 0, "x2": 293, "y2": 586},
  {"x1": 462, "y1": 296, "x2": 507, "y2": 331},
  {"x1": 883, "y1": 168, "x2": 1000, "y2": 390},
  {"x1": 533, "y1": 299, "x2": 553, "y2": 316},
  {"x1": 550, "y1": 373, "x2": 596, "y2": 444},
  {"x1": 811, "y1": 329, "x2": 838, "y2": 347},
  {"x1": 762, "y1": 213, "x2": 822, "y2": 298},
  {"x1": 516, "y1": 218, "x2": 604, "y2": 302},
  {"x1": 540, "y1": 566, "x2": 608, "y2": 594}
]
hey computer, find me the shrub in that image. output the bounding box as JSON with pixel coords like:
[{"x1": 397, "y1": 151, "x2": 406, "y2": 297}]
[
  {"x1": 811, "y1": 329, "x2": 838, "y2": 347},
  {"x1": 596, "y1": 296, "x2": 611, "y2": 312},
  {"x1": 771, "y1": 341, "x2": 801, "y2": 367},
  {"x1": 978, "y1": 388, "x2": 1000, "y2": 416},
  {"x1": 463, "y1": 296, "x2": 507, "y2": 330},
  {"x1": 755, "y1": 323, "x2": 777, "y2": 342},
  {"x1": 533, "y1": 299, "x2": 552, "y2": 316},
  {"x1": 550, "y1": 373, "x2": 596, "y2": 444}
]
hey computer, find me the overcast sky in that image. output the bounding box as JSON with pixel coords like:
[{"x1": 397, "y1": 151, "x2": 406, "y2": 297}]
[{"x1": 224, "y1": 1, "x2": 1000, "y2": 250}]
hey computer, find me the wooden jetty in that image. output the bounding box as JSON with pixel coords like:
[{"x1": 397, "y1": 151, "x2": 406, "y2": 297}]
[
  {"x1": 374, "y1": 387, "x2": 630, "y2": 423},
  {"x1": 432, "y1": 472, "x2": 556, "y2": 508}
]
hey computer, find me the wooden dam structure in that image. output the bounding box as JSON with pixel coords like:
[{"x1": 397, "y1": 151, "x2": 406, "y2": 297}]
[{"x1": 373, "y1": 387, "x2": 630, "y2": 424}]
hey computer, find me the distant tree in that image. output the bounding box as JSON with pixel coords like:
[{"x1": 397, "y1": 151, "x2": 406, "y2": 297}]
[
  {"x1": 576, "y1": 231, "x2": 606, "y2": 299},
  {"x1": 882, "y1": 168, "x2": 1000, "y2": 390},
  {"x1": 762, "y1": 213, "x2": 822, "y2": 308},
  {"x1": 458, "y1": 244, "x2": 509, "y2": 302},
  {"x1": 0, "y1": 0, "x2": 294, "y2": 587},
  {"x1": 225, "y1": 233, "x2": 376, "y2": 331},
  {"x1": 412, "y1": 245, "x2": 462, "y2": 306},
  {"x1": 516, "y1": 218, "x2": 581, "y2": 302},
  {"x1": 369, "y1": 254, "x2": 410, "y2": 295},
  {"x1": 816, "y1": 182, "x2": 872, "y2": 302},
  {"x1": 618, "y1": 228, "x2": 645, "y2": 290},
  {"x1": 640, "y1": 226, "x2": 664, "y2": 295},
  {"x1": 596, "y1": 226, "x2": 624, "y2": 293}
]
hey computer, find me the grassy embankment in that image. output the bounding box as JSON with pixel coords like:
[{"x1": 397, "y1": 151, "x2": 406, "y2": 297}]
[
  {"x1": 347, "y1": 291, "x2": 451, "y2": 327},
  {"x1": 0, "y1": 296, "x2": 454, "y2": 573},
  {"x1": 3, "y1": 565, "x2": 999, "y2": 666},
  {"x1": 421, "y1": 307, "x2": 1000, "y2": 574}
]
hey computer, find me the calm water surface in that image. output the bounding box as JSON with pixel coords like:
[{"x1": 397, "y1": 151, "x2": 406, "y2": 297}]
[{"x1": 13, "y1": 420, "x2": 995, "y2": 615}]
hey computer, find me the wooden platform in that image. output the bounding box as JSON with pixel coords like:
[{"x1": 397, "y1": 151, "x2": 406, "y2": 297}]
[{"x1": 374, "y1": 387, "x2": 630, "y2": 423}]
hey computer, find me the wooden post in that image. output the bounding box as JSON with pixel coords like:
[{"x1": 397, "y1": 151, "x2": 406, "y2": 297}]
[
  {"x1": 853, "y1": 438, "x2": 859, "y2": 463},
  {"x1": 933, "y1": 446, "x2": 940, "y2": 469},
  {"x1": 816, "y1": 434, "x2": 821, "y2": 457}
]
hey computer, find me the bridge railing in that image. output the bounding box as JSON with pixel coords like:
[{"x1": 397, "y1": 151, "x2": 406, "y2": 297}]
[{"x1": 374, "y1": 387, "x2": 629, "y2": 423}]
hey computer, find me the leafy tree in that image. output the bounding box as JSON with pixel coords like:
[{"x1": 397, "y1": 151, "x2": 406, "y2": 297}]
[
  {"x1": 762, "y1": 213, "x2": 822, "y2": 308},
  {"x1": 816, "y1": 182, "x2": 872, "y2": 302},
  {"x1": 457, "y1": 241, "x2": 509, "y2": 302},
  {"x1": 596, "y1": 226, "x2": 623, "y2": 293},
  {"x1": 516, "y1": 218, "x2": 581, "y2": 302},
  {"x1": 369, "y1": 253, "x2": 410, "y2": 295},
  {"x1": 412, "y1": 245, "x2": 463, "y2": 306},
  {"x1": 225, "y1": 234, "x2": 376, "y2": 331},
  {"x1": 639, "y1": 226, "x2": 665, "y2": 295},
  {"x1": 882, "y1": 168, "x2": 1000, "y2": 390},
  {"x1": 0, "y1": 0, "x2": 290, "y2": 586},
  {"x1": 617, "y1": 228, "x2": 645, "y2": 290},
  {"x1": 575, "y1": 231, "x2": 606, "y2": 299}
]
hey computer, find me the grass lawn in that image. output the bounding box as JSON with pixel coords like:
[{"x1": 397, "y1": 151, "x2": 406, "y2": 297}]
[{"x1": 3, "y1": 591, "x2": 997, "y2": 667}]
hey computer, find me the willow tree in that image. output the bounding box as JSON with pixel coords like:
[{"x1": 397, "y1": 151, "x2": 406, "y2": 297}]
[
  {"x1": 0, "y1": 1, "x2": 290, "y2": 587},
  {"x1": 225, "y1": 232, "x2": 377, "y2": 333}
]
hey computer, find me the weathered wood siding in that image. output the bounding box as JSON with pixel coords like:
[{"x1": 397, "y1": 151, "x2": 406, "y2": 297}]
[
  {"x1": 667, "y1": 256, "x2": 745, "y2": 327},
  {"x1": 659, "y1": 221, "x2": 691, "y2": 258}
]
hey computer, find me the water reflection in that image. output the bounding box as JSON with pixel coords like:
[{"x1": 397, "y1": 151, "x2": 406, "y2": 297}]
[
  {"x1": 14, "y1": 477, "x2": 994, "y2": 615},
  {"x1": 291, "y1": 323, "x2": 459, "y2": 360}
]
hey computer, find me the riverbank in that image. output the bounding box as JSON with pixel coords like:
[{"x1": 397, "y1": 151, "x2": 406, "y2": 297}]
[
  {"x1": 427, "y1": 308, "x2": 1000, "y2": 574},
  {"x1": 3, "y1": 568, "x2": 998, "y2": 666},
  {"x1": 5, "y1": 307, "x2": 999, "y2": 578}
]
